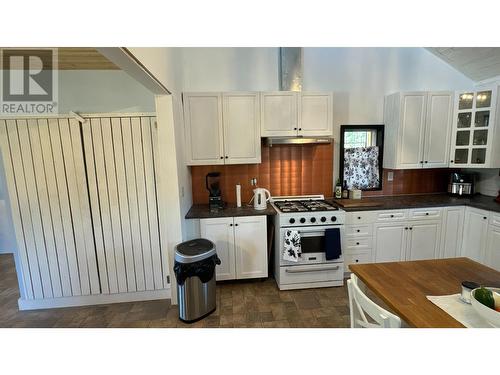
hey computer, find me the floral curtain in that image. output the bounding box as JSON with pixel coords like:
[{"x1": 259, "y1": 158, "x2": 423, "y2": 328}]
[{"x1": 343, "y1": 146, "x2": 380, "y2": 190}]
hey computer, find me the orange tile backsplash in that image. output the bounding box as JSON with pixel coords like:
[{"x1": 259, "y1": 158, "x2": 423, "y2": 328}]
[
  {"x1": 190, "y1": 141, "x2": 453, "y2": 204},
  {"x1": 191, "y1": 142, "x2": 334, "y2": 204}
]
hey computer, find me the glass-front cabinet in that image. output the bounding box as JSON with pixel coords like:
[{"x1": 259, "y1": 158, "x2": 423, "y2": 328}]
[{"x1": 451, "y1": 88, "x2": 496, "y2": 167}]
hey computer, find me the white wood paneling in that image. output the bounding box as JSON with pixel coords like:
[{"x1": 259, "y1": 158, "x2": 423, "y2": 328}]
[
  {"x1": 27, "y1": 118, "x2": 63, "y2": 298},
  {"x1": 17, "y1": 119, "x2": 54, "y2": 298},
  {"x1": 0, "y1": 113, "x2": 164, "y2": 306},
  {"x1": 111, "y1": 117, "x2": 137, "y2": 293},
  {"x1": 141, "y1": 117, "x2": 163, "y2": 289},
  {"x1": 131, "y1": 117, "x2": 155, "y2": 290},
  {"x1": 0, "y1": 120, "x2": 35, "y2": 299},
  {"x1": 49, "y1": 118, "x2": 81, "y2": 296},
  {"x1": 121, "y1": 117, "x2": 146, "y2": 291}
]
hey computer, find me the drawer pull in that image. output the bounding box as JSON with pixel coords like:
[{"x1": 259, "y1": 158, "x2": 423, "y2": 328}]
[
  {"x1": 356, "y1": 242, "x2": 360, "y2": 245},
  {"x1": 425, "y1": 212, "x2": 429, "y2": 216},
  {"x1": 357, "y1": 229, "x2": 360, "y2": 233},
  {"x1": 286, "y1": 266, "x2": 340, "y2": 274},
  {"x1": 357, "y1": 216, "x2": 361, "y2": 220},
  {"x1": 390, "y1": 214, "x2": 394, "y2": 218},
  {"x1": 355, "y1": 259, "x2": 359, "y2": 263}
]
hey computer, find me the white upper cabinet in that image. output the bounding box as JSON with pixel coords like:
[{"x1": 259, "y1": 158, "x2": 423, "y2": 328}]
[
  {"x1": 384, "y1": 91, "x2": 453, "y2": 169},
  {"x1": 261, "y1": 91, "x2": 333, "y2": 137},
  {"x1": 298, "y1": 92, "x2": 333, "y2": 136},
  {"x1": 423, "y1": 92, "x2": 453, "y2": 168},
  {"x1": 222, "y1": 92, "x2": 261, "y2": 164},
  {"x1": 260, "y1": 92, "x2": 298, "y2": 136},
  {"x1": 183, "y1": 92, "x2": 261, "y2": 166},
  {"x1": 183, "y1": 93, "x2": 224, "y2": 165},
  {"x1": 450, "y1": 87, "x2": 500, "y2": 168}
]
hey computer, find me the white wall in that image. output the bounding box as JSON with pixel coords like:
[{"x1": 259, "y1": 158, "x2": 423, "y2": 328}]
[
  {"x1": 58, "y1": 70, "x2": 155, "y2": 113},
  {"x1": 466, "y1": 168, "x2": 500, "y2": 197}
]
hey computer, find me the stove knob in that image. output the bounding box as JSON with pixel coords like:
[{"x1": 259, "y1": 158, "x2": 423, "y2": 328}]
[
  {"x1": 300, "y1": 218, "x2": 306, "y2": 224},
  {"x1": 331, "y1": 216, "x2": 337, "y2": 222},
  {"x1": 320, "y1": 216, "x2": 327, "y2": 222},
  {"x1": 310, "y1": 217, "x2": 316, "y2": 223},
  {"x1": 289, "y1": 218, "x2": 295, "y2": 224}
]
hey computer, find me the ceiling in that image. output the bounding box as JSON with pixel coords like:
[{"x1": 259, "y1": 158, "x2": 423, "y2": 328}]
[
  {"x1": 1, "y1": 47, "x2": 120, "y2": 70},
  {"x1": 427, "y1": 47, "x2": 500, "y2": 82}
]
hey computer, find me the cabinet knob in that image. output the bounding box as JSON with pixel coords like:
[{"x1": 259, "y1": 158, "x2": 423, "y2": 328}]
[
  {"x1": 230, "y1": 223, "x2": 233, "y2": 226},
  {"x1": 235, "y1": 223, "x2": 239, "y2": 226},
  {"x1": 450, "y1": 160, "x2": 454, "y2": 163},
  {"x1": 356, "y1": 242, "x2": 360, "y2": 245},
  {"x1": 390, "y1": 214, "x2": 394, "y2": 218},
  {"x1": 294, "y1": 127, "x2": 297, "y2": 130},
  {"x1": 420, "y1": 161, "x2": 423, "y2": 164},
  {"x1": 410, "y1": 227, "x2": 413, "y2": 230},
  {"x1": 220, "y1": 156, "x2": 223, "y2": 159},
  {"x1": 357, "y1": 216, "x2": 361, "y2": 220},
  {"x1": 299, "y1": 128, "x2": 302, "y2": 131},
  {"x1": 426, "y1": 212, "x2": 429, "y2": 216},
  {"x1": 355, "y1": 259, "x2": 359, "y2": 263},
  {"x1": 484, "y1": 216, "x2": 487, "y2": 220},
  {"x1": 357, "y1": 229, "x2": 360, "y2": 233},
  {"x1": 424, "y1": 161, "x2": 428, "y2": 163},
  {"x1": 225, "y1": 156, "x2": 228, "y2": 159},
  {"x1": 405, "y1": 227, "x2": 408, "y2": 230}
]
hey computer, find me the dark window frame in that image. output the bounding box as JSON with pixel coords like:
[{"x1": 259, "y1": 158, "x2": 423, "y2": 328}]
[{"x1": 339, "y1": 124, "x2": 385, "y2": 192}]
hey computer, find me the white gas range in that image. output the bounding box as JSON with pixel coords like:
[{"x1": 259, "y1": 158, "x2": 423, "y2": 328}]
[{"x1": 270, "y1": 195, "x2": 345, "y2": 290}]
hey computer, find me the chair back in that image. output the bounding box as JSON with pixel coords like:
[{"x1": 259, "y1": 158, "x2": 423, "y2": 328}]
[{"x1": 347, "y1": 275, "x2": 401, "y2": 328}]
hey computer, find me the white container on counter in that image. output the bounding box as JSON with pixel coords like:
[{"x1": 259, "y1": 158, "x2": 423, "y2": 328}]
[{"x1": 236, "y1": 184, "x2": 242, "y2": 207}]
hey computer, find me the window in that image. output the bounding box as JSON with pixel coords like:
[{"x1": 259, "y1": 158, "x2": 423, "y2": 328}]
[{"x1": 340, "y1": 125, "x2": 385, "y2": 191}]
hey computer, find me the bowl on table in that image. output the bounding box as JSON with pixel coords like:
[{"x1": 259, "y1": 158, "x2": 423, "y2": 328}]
[{"x1": 471, "y1": 287, "x2": 500, "y2": 328}]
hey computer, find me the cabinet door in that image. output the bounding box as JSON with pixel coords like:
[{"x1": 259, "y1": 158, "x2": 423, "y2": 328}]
[
  {"x1": 222, "y1": 92, "x2": 261, "y2": 164},
  {"x1": 234, "y1": 215, "x2": 268, "y2": 279},
  {"x1": 398, "y1": 93, "x2": 426, "y2": 168},
  {"x1": 462, "y1": 207, "x2": 489, "y2": 263},
  {"x1": 440, "y1": 206, "x2": 465, "y2": 258},
  {"x1": 183, "y1": 93, "x2": 224, "y2": 165},
  {"x1": 374, "y1": 223, "x2": 407, "y2": 262},
  {"x1": 260, "y1": 92, "x2": 298, "y2": 137},
  {"x1": 200, "y1": 217, "x2": 236, "y2": 281},
  {"x1": 423, "y1": 92, "x2": 453, "y2": 168},
  {"x1": 407, "y1": 221, "x2": 441, "y2": 261},
  {"x1": 298, "y1": 92, "x2": 333, "y2": 136},
  {"x1": 485, "y1": 225, "x2": 500, "y2": 271}
]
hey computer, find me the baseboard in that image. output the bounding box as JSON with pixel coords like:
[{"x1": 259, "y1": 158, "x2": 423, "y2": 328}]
[{"x1": 18, "y1": 288, "x2": 171, "y2": 310}]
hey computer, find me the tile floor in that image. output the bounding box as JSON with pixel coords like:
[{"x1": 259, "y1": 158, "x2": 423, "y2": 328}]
[{"x1": 0, "y1": 254, "x2": 351, "y2": 328}]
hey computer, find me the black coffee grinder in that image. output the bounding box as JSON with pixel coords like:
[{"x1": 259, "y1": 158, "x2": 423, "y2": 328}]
[{"x1": 206, "y1": 172, "x2": 224, "y2": 212}]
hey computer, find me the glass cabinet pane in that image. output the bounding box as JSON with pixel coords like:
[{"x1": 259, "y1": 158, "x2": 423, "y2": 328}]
[
  {"x1": 473, "y1": 129, "x2": 488, "y2": 145},
  {"x1": 459, "y1": 93, "x2": 474, "y2": 110},
  {"x1": 476, "y1": 91, "x2": 492, "y2": 108},
  {"x1": 457, "y1": 112, "x2": 472, "y2": 128},
  {"x1": 456, "y1": 131, "x2": 470, "y2": 146},
  {"x1": 475, "y1": 110, "x2": 490, "y2": 127},
  {"x1": 454, "y1": 149, "x2": 469, "y2": 164},
  {"x1": 471, "y1": 148, "x2": 486, "y2": 164}
]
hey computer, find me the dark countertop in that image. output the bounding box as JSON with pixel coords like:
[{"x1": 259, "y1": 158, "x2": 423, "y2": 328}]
[
  {"x1": 186, "y1": 203, "x2": 277, "y2": 219},
  {"x1": 329, "y1": 194, "x2": 500, "y2": 213}
]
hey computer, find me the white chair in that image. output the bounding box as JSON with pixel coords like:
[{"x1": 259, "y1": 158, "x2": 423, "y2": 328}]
[{"x1": 347, "y1": 274, "x2": 402, "y2": 328}]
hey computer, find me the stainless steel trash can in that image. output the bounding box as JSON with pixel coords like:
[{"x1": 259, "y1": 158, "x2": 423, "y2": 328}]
[{"x1": 173, "y1": 238, "x2": 220, "y2": 323}]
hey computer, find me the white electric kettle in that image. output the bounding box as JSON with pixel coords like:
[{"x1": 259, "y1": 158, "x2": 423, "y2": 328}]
[{"x1": 253, "y1": 188, "x2": 271, "y2": 210}]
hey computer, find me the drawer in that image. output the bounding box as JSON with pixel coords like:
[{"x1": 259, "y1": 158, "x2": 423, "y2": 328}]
[
  {"x1": 408, "y1": 208, "x2": 442, "y2": 220},
  {"x1": 279, "y1": 263, "x2": 344, "y2": 285},
  {"x1": 344, "y1": 252, "x2": 373, "y2": 268},
  {"x1": 345, "y1": 211, "x2": 377, "y2": 225},
  {"x1": 376, "y1": 210, "x2": 407, "y2": 222},
  {"x1": 345, "y1": 224, "x2": 373, "y2": 237},
  {"x1": 491, "y1": 213, "x2": 500, "y2": 227},
  {"x1": 344, "y1": 237, "x2": 372, "y2": 251}
]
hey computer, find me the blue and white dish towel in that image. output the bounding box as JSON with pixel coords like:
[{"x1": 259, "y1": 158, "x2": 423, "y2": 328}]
[{"x1": 283, "y1": 230, "x2": 301, "y2": 262}]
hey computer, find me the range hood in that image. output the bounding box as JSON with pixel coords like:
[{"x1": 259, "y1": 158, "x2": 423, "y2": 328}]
[
  {"x1": 265, "y1": 137, "x2": 332, "y2": 147},
  {"x1": 264, "y1": 48, "x2": 332, "y2": 146}
]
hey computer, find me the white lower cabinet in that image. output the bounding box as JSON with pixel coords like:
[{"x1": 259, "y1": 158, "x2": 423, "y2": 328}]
[
  {"x1": 440, "y1": 206, "x2": 465, "y2": 258},
  {"x1": 200, "y1": 217, "x2": 236, "y2": 280},
  {"x1": 462, "y1": 207, "x2": 490, "y2": 262},
  {"x1": 374, "y1": 223, "x2": 407, "y2": 262},
  {"x1": 486, "y1": 225, "x2": 500, "y2": 271},
  {"x1": 406, "y1": 221, "x2": 441, "y2": 261},
  {"x1": 200, "y1": 215, "x2": 267, "y2": 281}
]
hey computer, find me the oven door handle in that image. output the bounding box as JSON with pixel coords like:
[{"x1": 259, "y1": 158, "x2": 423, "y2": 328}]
[{"x1": 285, "y1": 265, "x2": 340, "y2": 273}]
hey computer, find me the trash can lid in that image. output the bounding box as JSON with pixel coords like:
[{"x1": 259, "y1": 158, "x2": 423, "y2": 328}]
[{"x1": 175, "y1": 238, "x2": 216, "y2": 264}]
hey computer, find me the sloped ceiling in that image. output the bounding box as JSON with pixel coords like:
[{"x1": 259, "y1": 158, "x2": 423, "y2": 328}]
[
  {"x1": 427, "y1": 47, "x2": 500, "y2": 82},
  {"x1": 1, "y1": 47, "x2": 120, "y2": 70}
]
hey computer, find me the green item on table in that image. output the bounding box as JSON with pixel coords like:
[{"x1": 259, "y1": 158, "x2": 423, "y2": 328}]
[{"x1": 475, "y1": 287, "x2": 495, "y2": 309}]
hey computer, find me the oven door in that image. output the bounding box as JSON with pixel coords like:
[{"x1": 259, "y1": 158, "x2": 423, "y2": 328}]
[{"x1": 279, "y1": 225, "x2": 343, "y2": 266}]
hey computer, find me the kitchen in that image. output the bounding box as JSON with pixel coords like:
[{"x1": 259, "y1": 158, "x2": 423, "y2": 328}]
[{"x1": 4, "y1": 0, "x2": 500, "y2": 370}]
